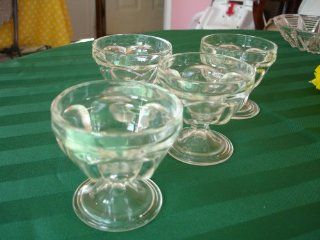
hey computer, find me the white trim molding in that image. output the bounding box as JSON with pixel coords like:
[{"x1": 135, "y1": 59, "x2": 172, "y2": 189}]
[{"x1": 163, "y1": 0, "x2": 172, "y2": 29}]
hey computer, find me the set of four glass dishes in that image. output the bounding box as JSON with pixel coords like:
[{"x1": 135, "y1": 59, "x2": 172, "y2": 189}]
[{"x1": 51, "y1": 33, "x2": 278, "y2": 232}]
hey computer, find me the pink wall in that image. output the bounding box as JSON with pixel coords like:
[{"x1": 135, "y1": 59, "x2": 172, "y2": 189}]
[{"x1": 171, "y1": 0, "x2": 211, "y2": 29}]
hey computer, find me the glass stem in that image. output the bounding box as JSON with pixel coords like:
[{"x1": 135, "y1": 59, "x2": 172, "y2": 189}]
[
  {"x1": 191, "y1": 123, "x2": 210, "y2": 130},
  {"x1": 94, "y1": 178, "x2": 128, "y2": 194}
]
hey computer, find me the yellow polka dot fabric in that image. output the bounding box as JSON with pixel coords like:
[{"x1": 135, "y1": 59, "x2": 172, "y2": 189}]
[{"x1": 0, "y1": 0, "x2": 72, "y2": 49}]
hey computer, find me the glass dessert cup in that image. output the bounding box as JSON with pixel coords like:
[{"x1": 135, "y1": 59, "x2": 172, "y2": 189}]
[
  {"x1": 92, "y1": 34, "x2": 172, "y2": 83},
  {"x1": 51, "y1": 80, "x2": 183, "y2": 232},
  {"x1": 157, "y1": 53, "x2": 255, "y2": 166},
  {"x1": 201, "y1": 34, "x2": 278, "y2": 119}
]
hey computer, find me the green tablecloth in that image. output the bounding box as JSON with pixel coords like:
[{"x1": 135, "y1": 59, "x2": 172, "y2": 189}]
[{"x1": 0, "y1": 30, "x2": 320, "y2": 240}]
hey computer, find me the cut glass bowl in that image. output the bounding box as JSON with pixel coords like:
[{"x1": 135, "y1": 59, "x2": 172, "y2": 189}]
[{"x1": 274, "y1": 14, "x2": 320, "y2": 54}]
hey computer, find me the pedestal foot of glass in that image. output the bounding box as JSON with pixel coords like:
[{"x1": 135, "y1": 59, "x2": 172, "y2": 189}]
[
  {"x1": 73, "y1": 178, "x2": 162, "y2": 232},
  {"x1": 169, "y1": 128, "x2": 233, "y2": 166},
  {"x1": 232, "y1": 99, "x2": 260, "y2": 120}
]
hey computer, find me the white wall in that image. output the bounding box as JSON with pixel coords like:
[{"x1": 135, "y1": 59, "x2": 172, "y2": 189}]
[{"x1": 66, "y1": 0, "x2": 96, "y2": 41}]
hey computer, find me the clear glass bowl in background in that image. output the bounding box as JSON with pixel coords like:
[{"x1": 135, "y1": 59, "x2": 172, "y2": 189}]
[
  {"x1": 51, "y1": 80, "x2": 183, "y2": 231},
  {"x1": 157, "y1": 52, "x2": 255, "y2": 166},
  {"x1": 92, "y1": 34, "x2": 172, "y2": 83},
  {"x1": 201, "y1": 34, "x2": 278, "y2": 119},
  {"x1": 274, "y1": 14, "x2": 320, "y2": 54}
]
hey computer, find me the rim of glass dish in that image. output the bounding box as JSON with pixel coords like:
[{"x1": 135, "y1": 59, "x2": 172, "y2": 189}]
[
  {"x1": 51, "y1": 80, "x2": 183, "y2": 138},
  {"x1": 201, "y1": 33, "x2": 278, "y2": 52},
  {"x1": 92, "y1": 34, "x2": 173, "y2": 57},
  {"x1": 273, "y1": 14, "x2": 320, "y2": 36},
  {"x1": 158, "y1": 52, "x2": 256, "y2": 96}
]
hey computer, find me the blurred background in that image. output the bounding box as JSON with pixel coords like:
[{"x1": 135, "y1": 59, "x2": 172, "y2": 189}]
[{"x1": 0, "y1": 0, "x2": 317, "y2": 60}]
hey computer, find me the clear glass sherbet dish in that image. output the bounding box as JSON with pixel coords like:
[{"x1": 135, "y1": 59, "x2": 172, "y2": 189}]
[
  {"x1": 51, "y1": 80, "x2": 183, "y2": 232},
  {"x1": 201, "y1": 33, "x2": 278, "y2": 119},
  {"x1": 157, "y1": 52, "x2": 255, "y2": 166},
  {"x1": 92, "y1": 34, "x2": 172, "y2": 83},
  {"x1": 274, "y1": 14, "x2": 320, "y2": 54}
]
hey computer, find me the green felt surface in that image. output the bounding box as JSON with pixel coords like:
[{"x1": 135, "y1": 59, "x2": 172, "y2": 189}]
[{"x1": 0, "y1": 30, "x2": 320, "y2": 240}]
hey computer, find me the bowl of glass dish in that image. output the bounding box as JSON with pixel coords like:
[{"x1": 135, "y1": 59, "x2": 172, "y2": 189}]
[{"x1": 274, "y1": 14, "x2": 320, "y2": 54}]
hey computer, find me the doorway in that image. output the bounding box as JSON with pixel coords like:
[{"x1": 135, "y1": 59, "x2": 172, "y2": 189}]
[{"x1": 105, "y1": 0, "x2": 164, "y2": 35}]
